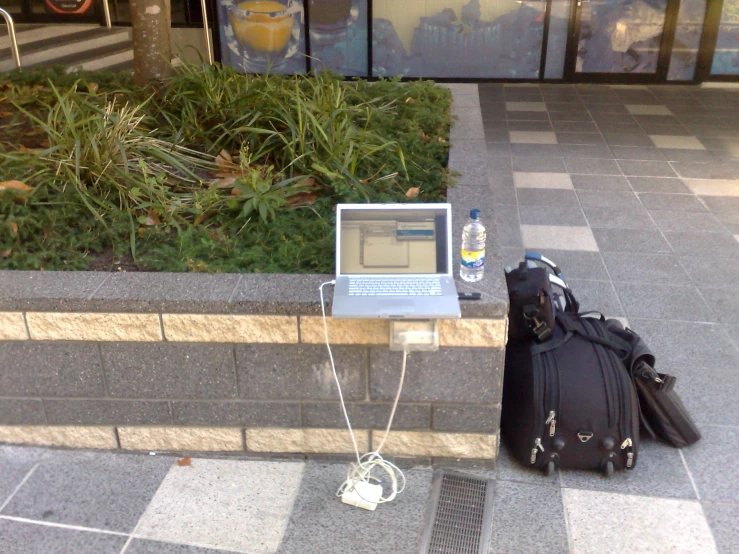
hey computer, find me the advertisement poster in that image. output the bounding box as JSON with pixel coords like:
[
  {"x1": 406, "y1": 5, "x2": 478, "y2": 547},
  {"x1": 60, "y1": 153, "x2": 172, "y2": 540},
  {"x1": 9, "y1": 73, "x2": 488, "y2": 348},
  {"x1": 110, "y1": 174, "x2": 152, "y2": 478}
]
[
  {"x1": 372, "y1": 0, "x2": 546, "y2": 78},
  {"x1": 218, "y1": 0, "x2": 307, "y2": 74},
  {"x1": 309, "y1": 0, "x2": 368, "y2": 76},
  {"x1": 44, "y1": 0, "x2": 93, "y2": 14}
]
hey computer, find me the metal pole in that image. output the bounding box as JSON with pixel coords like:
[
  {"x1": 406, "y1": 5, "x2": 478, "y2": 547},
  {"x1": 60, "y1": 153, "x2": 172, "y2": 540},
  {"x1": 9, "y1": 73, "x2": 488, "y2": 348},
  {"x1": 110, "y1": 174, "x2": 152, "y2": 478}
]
[
  {"x1": 0, "y1": 7, "x2": 21, "y2": 69},
  {"x1": 200, "y1": 0, "x2": 213, "y2": 64},
  {"x1": 101, "y1": 0, "x2": 112, "y2": 28}
]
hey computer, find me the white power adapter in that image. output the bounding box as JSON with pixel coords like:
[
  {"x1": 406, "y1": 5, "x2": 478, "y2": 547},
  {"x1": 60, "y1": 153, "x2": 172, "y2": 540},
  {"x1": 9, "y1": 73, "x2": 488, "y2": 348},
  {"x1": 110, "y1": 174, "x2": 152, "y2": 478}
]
[{"x1": 341, "y1": 479, "x2": 383, "y2": 511}]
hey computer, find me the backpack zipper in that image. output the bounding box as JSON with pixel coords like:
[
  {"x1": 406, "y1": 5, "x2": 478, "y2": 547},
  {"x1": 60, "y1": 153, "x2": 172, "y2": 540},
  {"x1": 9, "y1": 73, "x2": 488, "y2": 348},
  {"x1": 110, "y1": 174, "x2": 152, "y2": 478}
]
[
  {"x1": 531, "y1": 438, "x2": 544, "y2": 464},
  {"x1": 621, "y1": 438, "x2": 634, "y2": 468},
  {"x1": 546, "y1": 410, "x2": 556, "y2": 437}
]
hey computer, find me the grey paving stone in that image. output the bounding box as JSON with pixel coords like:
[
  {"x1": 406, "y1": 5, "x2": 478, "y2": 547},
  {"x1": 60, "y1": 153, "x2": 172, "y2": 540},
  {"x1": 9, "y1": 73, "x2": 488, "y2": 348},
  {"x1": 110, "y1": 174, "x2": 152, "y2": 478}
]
[
  {"x1": 672, "y1": 161, "x2": 739, "y2": 179},
  {"x1": 489, "y1": 481, "x2": 569, "y2": 554},
  {"x1": 0, "y1": 446, "x2": 49, "y2": 508},
  {"x1": 508, "y1": 120, "x2": 554, "y2": 132},
  {"x1": 171, "y1": 400, "x2": 300, "y2": 427},
  {"x1": 559, "y1": 145, "x2": 614, "y2": 159},
  {"x1": 501, "y1": 247, "x2": 525, "y2": 269},
  {"x1": 555, "y1": 132, "x2": 605, "y2": 145},
  {"x1": 726, "y1": 324, "x2": 739, "y2": 349},
  {"x1": 682, "y1": 425, "x2": 739, "y2": 503},
  {"x1": 565, "y1": 158, "x2": 622, "y2": 175},
  {"x1": 618, "y1": 160, "x2": 678, "y2": 177},
  {"x1": 639, "y1": 193, "x2": 708, "y2": 212},
  {"x1": 702, "y1": 502, "x2": 739, "y2": 554},
  {"x1": 567, "y1": 279, "x2": 624, "y2": 316},
  {"x1": 575, "y1": 190, "x2": 641, "y2": 209},
  {"x1": 651, "y1": 211, "x2": 728, "y2": 233},
  {"x1": 519, "y1": 205, "x2": 588, "y2": 227},
  {"x1": 628, "y1": 319, "x2": 739, "y2": 368},
  {"x1": 237, "y1": 344, "x2": 367, "y2": 401},
  {"x1": 592, "y1": 229, "x2": 672, "y2": 254},
  {"x1": 627, "y1": 177, "x2": 692, "y2": 193},
  {"x1": 490, "y1": 181, "x2": 518, "y2": 205},
  {"x1": 0, "y1": 520, "x2": 125, "y2": 554},
  {"x1": 90, "y1": 273, "x2": 240, "y2": 313},
  {"x1": 584, "y1": 206, "x2": 656, "y2": 230},
  {"x1": 609, "y1": 146, "x2": 666, "y2": 161},
  {"x1": 548, "y1": 111, "x2": 593, "y2": 122},
  {"x1": 597, "y1": 122, "x2": 645, "y2": 135},
  {"x1": 516, "y1": 189, "x2": 579, "y2": 207},
  {"x1": 701, "y1": 196, "x2": 739, "y2": 226},
  {"x1": 680, "y1": 257, "x2": 739, "y2": 288},
  {"x1": 486, "y1": 142, "x2": 512, "y2": 157},
  {"x1": 102, "y1": 343, "x2": 237, "y2": 399},
  {"x1": 0, "y1": 399, "x2": 45, "y2": 425},
  {"x1": 664, "y1": 232, "x2": 739, "y2": 258},
  {"x1": 277, "y1": 464, "x2": 432, "y2": 554},
  {"x1": 507, "y1": 111, "x2": 550, "y2": 122},
  {"x1": 614, "y1": 283, "x2": 715, "y2": 323},
  {"x1": 658, "y1": 149, "x2": 716, "y2": 163},
  {"x1": 665, "y1": 360, "x2": 739, "y2": 427},
  {"x1": 590, "y1": 111, "x2": 635, "y2": 123},
  {"x1": 603, "y1": 133, "x2": 656, "y2": 147},
  {"x1": 553, "y1": 121, "x2": 598, "y2": 133},
  {"x1": 485, "y1": 128, "x2": 511, "y2": 143},
  {"x1": 602, "y1": 252, "x2": 690, "y2": 284},
  {"x1": 370, "y1": 348, "x2": 503, "y2": 404},
  {"x1": 450, "y1": 110, "x2": 485, "y2": 140},
  {"x1": 698, "y1": 289, "x2": 739, "y2": 325},
  {"x1": 0, "y1": 342, "x2": 105, "y2": 397},
  {"x1": 302, "y1": 402, "x2": 430, "y2": 430},
  {"x1": 432, "y1": 404, "x2": 500, "y2": 433},
  {"x1": 3, "y1": 451, "x2": 173, "y2": 532},
  {"x1": 560, "y1": 441, "x2": 696, "y2": 499},
  {"x1": 44, "y1": 399, "x2": 171, "y2": 425},
  {"x1": 0, "y1": 271, "x2": 108, "y2": 312},
  {"x1": 126, "y1": 539, "x2": 235, "y2": 554},
  {"x1": 496, "y1": 442, "x2": 560, "y2": 485},
  {"x1": 493, "y1": 206, "x2": 523, "y2": 248},
  {"x1": 524, "y1": 249, "x2": 610, "y2": 281},
  {"x1": 488, "y1": 156, "x2": 513, "y2": 173},
  {"x1": 512, "y1": 156, "x2": 567, "y2": 173},
  {"x1": 570, "y1": 174, "x2": 631, "y2": 191}
]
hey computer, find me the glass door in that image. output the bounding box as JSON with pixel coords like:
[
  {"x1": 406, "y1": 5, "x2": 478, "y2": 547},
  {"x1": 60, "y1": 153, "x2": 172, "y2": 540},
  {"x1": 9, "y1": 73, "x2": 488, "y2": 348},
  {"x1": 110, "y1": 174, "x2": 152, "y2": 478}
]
[{"x1": 565, "y1": 0, "x2": 674, "y2": 81}]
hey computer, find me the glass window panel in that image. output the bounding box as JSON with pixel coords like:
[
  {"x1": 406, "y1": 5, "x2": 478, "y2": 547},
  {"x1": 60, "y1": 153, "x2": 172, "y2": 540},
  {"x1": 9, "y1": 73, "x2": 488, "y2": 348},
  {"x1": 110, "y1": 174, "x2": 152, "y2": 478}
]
[
  {"x1": 667, "y1": 0, "x2": 706, "y2": 80},
  {"x1": 544, "y1": 0, "x2": 574, "y2": 79},
  {"x1": 711, "y1": 0, "x2": 739, "y2": 75},
  {"x1": 309, "y1": 0, "x2": 369, "y2": 76},
  {"x1": 372, "y1": 0, "x2": 547, "y2": 78}
]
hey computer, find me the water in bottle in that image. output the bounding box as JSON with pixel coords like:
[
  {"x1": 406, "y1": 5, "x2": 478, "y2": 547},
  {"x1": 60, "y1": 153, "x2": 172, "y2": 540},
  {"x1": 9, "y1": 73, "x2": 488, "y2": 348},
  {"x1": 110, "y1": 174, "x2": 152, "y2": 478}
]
[{"x1": 460, "y1": 209, "x2": 486, "y2": 282}]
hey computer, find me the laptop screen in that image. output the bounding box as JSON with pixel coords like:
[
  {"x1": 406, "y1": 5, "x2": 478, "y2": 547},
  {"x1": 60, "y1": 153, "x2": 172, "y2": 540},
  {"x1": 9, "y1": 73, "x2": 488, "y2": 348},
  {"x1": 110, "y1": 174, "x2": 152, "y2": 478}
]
[{"x1": 339, "y1": 207, "x2": 449, "y2": 275}]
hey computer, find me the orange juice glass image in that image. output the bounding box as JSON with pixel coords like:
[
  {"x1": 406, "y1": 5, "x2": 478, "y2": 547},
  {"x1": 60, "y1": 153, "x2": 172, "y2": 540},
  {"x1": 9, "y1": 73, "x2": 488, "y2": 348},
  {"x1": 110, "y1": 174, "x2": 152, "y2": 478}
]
[{"x1": 230, "y1": 0, "x2": 295, "y2": 53}]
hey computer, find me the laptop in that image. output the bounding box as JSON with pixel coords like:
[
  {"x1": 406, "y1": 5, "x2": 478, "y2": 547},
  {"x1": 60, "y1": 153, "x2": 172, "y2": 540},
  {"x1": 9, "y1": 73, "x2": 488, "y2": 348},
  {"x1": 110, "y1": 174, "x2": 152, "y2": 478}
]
[{"x1": 331, "y1": 203, "x2": 461, "y2": 319}]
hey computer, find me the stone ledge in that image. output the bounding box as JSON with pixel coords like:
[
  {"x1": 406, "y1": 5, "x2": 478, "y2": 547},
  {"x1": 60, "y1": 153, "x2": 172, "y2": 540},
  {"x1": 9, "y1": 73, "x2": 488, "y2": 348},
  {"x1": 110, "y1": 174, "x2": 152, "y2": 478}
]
[
  {"x1": 162, "y1": 314, "x2": 299, "y2": 343},
  {"x1": 25, "y1": 312, "x2": 162, "y2": 342},
  {"x1": 0, "y1": 425, "x2": 117, "y2": 449},
  {"x1": 371, "y1": 430, "x2": 497, "y2": 459},
  {"x1": 0, "y1": 312, "x2": 27, "y2": 340},
  {"x1": 118, "y1": 426, "x2": 244, "y2": 451},
  {"x1": 246, "y1": 428, "x2": 368, "y2": 454}
]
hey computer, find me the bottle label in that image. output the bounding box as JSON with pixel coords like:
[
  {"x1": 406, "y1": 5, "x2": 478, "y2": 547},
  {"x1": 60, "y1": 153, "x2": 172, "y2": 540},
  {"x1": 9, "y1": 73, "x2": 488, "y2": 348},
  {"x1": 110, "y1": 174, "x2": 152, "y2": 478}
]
[{"x1": 461, "y1": 249, "x2": 485, "y2": 269}]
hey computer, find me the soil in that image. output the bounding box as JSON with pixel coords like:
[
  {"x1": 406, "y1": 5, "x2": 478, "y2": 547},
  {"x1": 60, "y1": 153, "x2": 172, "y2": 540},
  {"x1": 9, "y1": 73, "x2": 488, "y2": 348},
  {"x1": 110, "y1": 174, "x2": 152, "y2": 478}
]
[{"x1": 85, "y1": 250, "x2": 141, "y2": 272}]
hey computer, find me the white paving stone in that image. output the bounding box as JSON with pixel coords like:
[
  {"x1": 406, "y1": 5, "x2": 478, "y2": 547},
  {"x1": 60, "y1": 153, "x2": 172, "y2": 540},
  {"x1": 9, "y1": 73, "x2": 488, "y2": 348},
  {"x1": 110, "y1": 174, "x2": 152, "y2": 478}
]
[
  {"x1": 683, "y1": 179, "x2": 739, "y2": 196},
  {"x1": 134, "y1": 459, "x2": 304, "y2": 553},
  {"x1": 514, "y1": 172, "x2": 574, "y2": 189},
  {"x1": 522, "y1": 225, "x2": 599, "y2": 251},
  {"x1": 509, "y1": 131, "x2": 558, "y2": 144},
  {"x1": 563, "y1": 489, "x2": 717, "y2": 554},
  {"x1": 650, "y1": 135, "x2": 706, "y2": 150}
]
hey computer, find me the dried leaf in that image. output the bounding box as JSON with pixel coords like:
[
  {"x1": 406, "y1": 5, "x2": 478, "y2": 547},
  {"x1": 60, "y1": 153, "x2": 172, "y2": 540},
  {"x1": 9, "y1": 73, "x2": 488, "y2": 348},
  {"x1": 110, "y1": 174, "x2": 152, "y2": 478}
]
[
  {"x1": 214, "y1": 175, "x2": 237, "y2": 189},
  {"x1": 231, "y1": 187, "x2": 243, "y2": 195},
  {"x1": 87, "y1": 82, "x2": 99, "y2": 94},
  {"x1": 287, "y1": 190, "x2": 319, "y2": 207},
  {"x1": 420, "y1": 131, "x2": 430, "y2": 143},
  {"x1": 438, "y1": 137, "x2": 447, "y2": 143},
  {"x1": 0, "y1": 110, "x2": 12, "y2": 118},
  {"x1": 176, "y1": 457, "x2": 192, "y2": 467},
  {"x1": 0, "y1": 249, "x2": 11, "y2": 258},
  {"x1": 215, "y1": 149, "x2": 234, "y2": 169},
  {"x1": 9, "y1": 222, "x2": 18, "y2": 236},
  {"x1": 405, "y1": 97, "x2": 415, "y2": 104},
  {"x1": 18, "y1": 145, "x2": 29, "y2": 152},
  {"x1": 0, "y1": 180, "x2": 33, "y2": 192},
  {"x1": 145, "y1": 209, "x2": 160, "y2": 226},
  {"x1": 405, "y1": 186, "x2": 421, "y2": 198},
  {"x1": 194, "y1": 211, "x2": 215, "y2": 226}
]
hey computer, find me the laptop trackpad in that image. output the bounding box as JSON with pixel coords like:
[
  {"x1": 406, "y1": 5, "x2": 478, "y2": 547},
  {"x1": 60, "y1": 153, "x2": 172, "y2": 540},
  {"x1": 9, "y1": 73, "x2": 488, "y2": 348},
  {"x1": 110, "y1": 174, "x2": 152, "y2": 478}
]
[{"x1": 378, "y1": 299, "x2": 414, "y2": 315}]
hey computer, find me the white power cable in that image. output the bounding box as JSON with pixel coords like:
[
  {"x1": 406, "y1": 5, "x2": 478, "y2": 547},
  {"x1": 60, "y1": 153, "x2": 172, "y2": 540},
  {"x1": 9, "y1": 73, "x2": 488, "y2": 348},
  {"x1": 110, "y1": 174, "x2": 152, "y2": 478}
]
[{"x1": 319, "y1": 281, "x2": 407, "y2": 505}]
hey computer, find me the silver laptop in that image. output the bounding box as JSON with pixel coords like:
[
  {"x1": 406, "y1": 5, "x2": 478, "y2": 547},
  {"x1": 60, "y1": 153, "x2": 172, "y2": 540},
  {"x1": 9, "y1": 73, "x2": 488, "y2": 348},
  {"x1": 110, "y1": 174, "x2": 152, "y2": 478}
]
[{"x1": 332, "y1": 203, "x2": 461, "y2": 319}]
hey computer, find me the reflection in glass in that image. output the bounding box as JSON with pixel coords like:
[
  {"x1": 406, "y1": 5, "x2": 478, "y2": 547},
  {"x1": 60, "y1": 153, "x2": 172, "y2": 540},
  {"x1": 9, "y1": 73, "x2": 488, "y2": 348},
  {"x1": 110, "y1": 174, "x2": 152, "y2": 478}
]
[
  {"x1": 372, "y1": 0, "x2": 547, "y2": 78},
  {"x1": 577, "y1": 0, "x2": 667, "y2": 74},
  {"x1": 545, "y1": 0, "x2": 574, "y2": 79},
  {"x1": 667, "y1": 0, "x2": 706, "y2": 80},
  {"x1": 711, "y1": 0, "x2": 739, "y2": 75},
  {"x1": 309, "y1": 0, "x2": 369, "y2": 76}
]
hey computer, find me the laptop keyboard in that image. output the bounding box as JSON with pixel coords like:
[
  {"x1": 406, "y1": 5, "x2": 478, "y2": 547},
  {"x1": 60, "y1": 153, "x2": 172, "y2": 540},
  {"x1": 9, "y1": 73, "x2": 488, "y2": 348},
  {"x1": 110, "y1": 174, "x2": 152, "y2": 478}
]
[{"x1": 348, "y1": 279, "x2": 443, "y2": 296}]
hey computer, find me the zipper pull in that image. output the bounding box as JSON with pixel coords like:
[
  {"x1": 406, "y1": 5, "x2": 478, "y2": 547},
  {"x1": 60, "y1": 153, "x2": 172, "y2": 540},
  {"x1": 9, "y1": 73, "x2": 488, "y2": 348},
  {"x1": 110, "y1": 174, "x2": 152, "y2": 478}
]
[
  {"x1": 530, "y1": 438, "x2": 545, "y2": 464},
  {"x1": 626, "y1": 452, "x2": 634, "y2": 468},
  {"x1": 621, "y1": 438, "x2": 633, "y2": 449},
  {"x1": 546, "y1": 411, "x2": 557, "y2": 437}
]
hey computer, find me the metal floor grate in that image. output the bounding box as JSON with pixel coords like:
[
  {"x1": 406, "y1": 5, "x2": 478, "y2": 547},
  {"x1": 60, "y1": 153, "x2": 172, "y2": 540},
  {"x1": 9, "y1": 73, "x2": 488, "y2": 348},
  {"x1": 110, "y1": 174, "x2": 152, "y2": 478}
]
[{"x1": 419, "y1": 471, "x2": 494, "y2": 554}]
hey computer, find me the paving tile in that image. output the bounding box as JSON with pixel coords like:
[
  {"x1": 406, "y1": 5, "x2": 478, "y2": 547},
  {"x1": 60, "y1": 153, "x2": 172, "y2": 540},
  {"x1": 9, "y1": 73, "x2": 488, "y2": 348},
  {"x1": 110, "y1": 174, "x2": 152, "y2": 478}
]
[
  {"x1": 664, "y1": 232, "x2": 739, "y2": 258},
  {"x1": 682, "y1": 425, "x2": 739, "y2": 504},
  {"x1": 584, "y1": 206, "x2": 656, "y2": 230},
  {"x1": 486, "y1": 142, "x2": 512, "y2": 157},
  {"x1": 521, "y1": 225, "x2": 598, "y2": 251},
  {"x1": 506, "y1": 101, "x2": 547, "y2": 112},
  {"x1": 665, "y1": 359, "x2": 739, "y2": 427},
  {"x1": 565, "y1": 158, "x2": 621, "y2": 175},
  {"x1": 0, "y1": 446, "x2": 49, "y2": 508},
  {"x1": 651, "y1": 211, "x2": 728, "y2": 233},
  {"x1": 0, "y1": 399, "x2": 45, "y2": 425},
  {"x1": 126, "y1": 539, "x2": 235, "y2": 554},
  {"x1": 555, "y1": 132, "x2": 605, "y2": 145},
  {"x1": 512, "y1": 156, "x2": 567, "y2": 173},
  {"x1": 682, "y1": 178, "x2": 739, "y2": 196},
  {"x1": 507, "y1": 111, "x2": 550, "y2": 122},
  {"x1": 701, "y1": 196, "x2": 739, "y2": 225},
  {"x1": 625, "y1": 104, "x2": 673, "y2": 115},
  {"x1": 615, "y1": 283, "x2": 715, "y2": 323},
  {"x1": 702, "y1": 502, "x2": 739, "y2": 554},
  {"x1": 508, "y1": 120, "x2": 554, "y2": 133},
  {"x1": 681, "y1": 256, "x2": 739, "y2": 289},
  {"x1": 560, "y1": 441, "x2": 696, "y2": 499},
  {"x1": 548, "y1": 110, "x2": 593, "y2": 122},
  {"x1": 658, "y1": 149, "x2": 717, "y2": 162},
  {"x1": 524, "y1": 249, "x2": 609, "y2": 280},
  {"x1": 609, "y1": 146, "x2": 666, "y2": 161},
  {"x1": 516, "y1": 189, "x2": 579, "y2": 207},
  {"x1": 592, "y1": 229, "x2": 672, "y2": 254},
  {"x1": 597, "y1": 122, "x2": 645, "y2": 135},
  {"x1": 628, "y1": 319, "x2": 739, "y2": 368},
  {"x1": 636, "y1": 116, "x2": 682, "y2": 128},
  {"x1": 0, "y1": 519, "x2": 126, "y2": 554},
  {"x1": 601, "y1": 252, "x2": 690, "y2": 285},
  {"x1": 488, "y1": 156, "x2": 513, "y2": 173},
  {"x1": 493, "y1": 206, "x2": 523, "y2": 248},
  {"x1": 509, "y1": 131, "x2": 558, "y2": 144},
  {"x1": 519, "y1": 205, "x2": 588, "y2": 227},
  {"x1": 496, "y1": 442, "x2": 560, "y2": 485},
  {"x1": 2, "y1": 451, "x2": 172, "y2": 533},
  {"x1": 566, "y1": 279, "x2": 623, "y2": 316},
  {"x1": 628, "y1": 177, "x2": 691, "y2": 193},
  {"x1": 563, "y1": 489, "x2": 716, "y2": 554},
  {"x1": 673, "y1": 162, "x2": 739, "y2": 180},
  {"x1": 570, "y1": 174, "x2": 631, "y2": 191},
  {"x1": 277, "y1": 464, "x2": 432, "y2": 554},
  {"x1": 699, "y1": 288, "x2": 739, "y2": 325},
  {"x1": 136, "y1": 459, "x2": 304, "y2": 553},
  {"x1": 559, "y1": 145, "x2": 614, "y2": 159},
  {"x1": 513, "y1": 172, "x2": 573, "y2": 189},
  {"x1": 552, "y1": 121, "x2": 599, "y2": 133},
  {"x1": 618, "y1": 160, "x2": 678, "y2": 177},
  {"x1": 576, "y1": 190, "x2": 641, "y2": 209},
  {"x1": 603, "y1": 133, "x2": 656, "y2": 147},
  {"x1": 638, "y1": 193, "x2": 707, "y2": 212},
  {"x1": 485, "y1": 128, "x2": 511, "y2": 143},
  {"x1": 489, "y1": 481, "x2": 569, "y2": 554},
  {"x1": 510, "y1": 143, "x2": 562, "y2": 157}
]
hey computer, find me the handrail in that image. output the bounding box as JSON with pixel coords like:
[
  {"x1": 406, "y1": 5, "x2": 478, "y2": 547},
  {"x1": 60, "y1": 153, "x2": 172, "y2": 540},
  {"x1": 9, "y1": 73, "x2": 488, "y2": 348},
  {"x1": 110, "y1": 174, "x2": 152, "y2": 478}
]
[
  {"x1": 200, "y1": 0, "x2": 213, "y2": 64},
  {"x1": 101, "y1": 0, "x2": 112, "y2": 29},
  {"x1": 0, "y1": 7, "x2": 21, "y2": 68}
]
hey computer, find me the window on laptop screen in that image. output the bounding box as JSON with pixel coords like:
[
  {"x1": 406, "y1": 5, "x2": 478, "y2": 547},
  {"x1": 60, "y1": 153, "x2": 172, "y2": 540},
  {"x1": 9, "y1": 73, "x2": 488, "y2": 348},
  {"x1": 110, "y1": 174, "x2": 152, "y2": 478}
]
[{"x1": 340, "y1": 209, "x2": 448, "y2": 275}]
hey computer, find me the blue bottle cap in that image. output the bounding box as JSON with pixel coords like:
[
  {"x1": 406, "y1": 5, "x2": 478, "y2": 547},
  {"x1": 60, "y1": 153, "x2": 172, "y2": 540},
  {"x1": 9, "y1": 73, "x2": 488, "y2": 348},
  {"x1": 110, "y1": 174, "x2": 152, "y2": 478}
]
[{"x1": 470, "y1": 209, "x2": 480, "y2": 220}]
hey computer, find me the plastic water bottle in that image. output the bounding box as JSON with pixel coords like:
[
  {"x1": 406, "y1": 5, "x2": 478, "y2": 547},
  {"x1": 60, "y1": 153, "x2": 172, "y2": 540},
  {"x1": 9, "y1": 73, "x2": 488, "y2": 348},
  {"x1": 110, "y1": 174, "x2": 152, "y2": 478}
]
[{"x1": 460, "y1": 209, "x2": 486, "y2": 282}]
